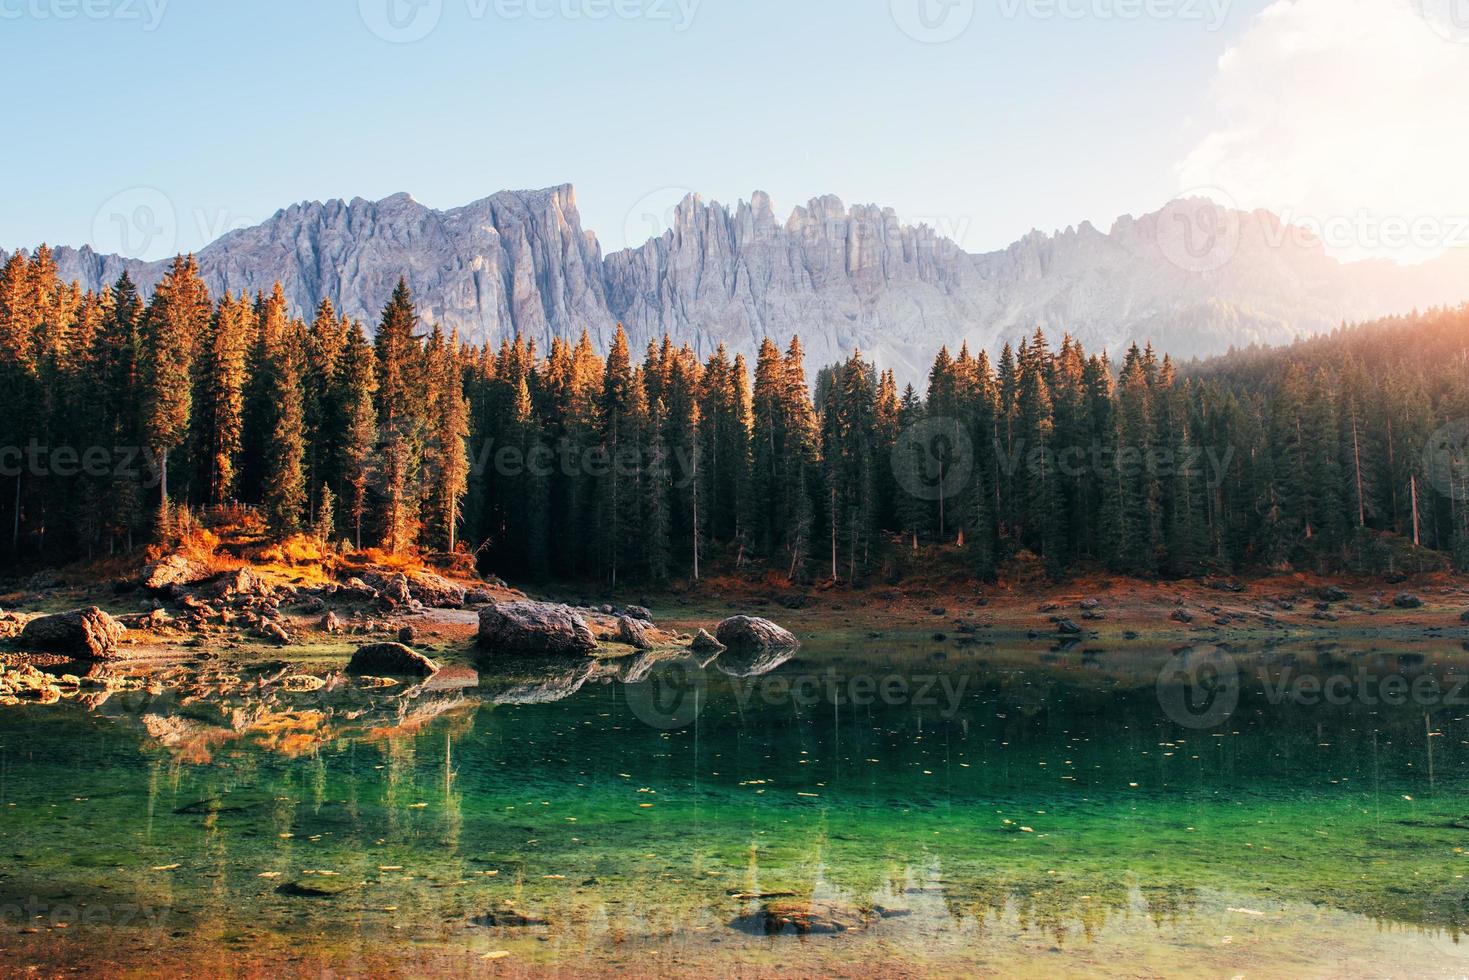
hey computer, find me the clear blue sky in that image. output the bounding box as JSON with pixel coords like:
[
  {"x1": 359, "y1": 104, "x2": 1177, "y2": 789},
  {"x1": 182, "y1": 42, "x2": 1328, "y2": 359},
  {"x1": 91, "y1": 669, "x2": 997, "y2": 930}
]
[{"x1": 1, "y1": 0, "x2": 1280, "y2": 260}]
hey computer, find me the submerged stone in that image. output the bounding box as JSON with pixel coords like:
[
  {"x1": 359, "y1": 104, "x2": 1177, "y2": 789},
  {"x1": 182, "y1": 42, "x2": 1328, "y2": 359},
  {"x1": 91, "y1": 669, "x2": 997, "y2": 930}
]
[{"x1": 730, "y1": 901, "x2": 870, "y2": 937}]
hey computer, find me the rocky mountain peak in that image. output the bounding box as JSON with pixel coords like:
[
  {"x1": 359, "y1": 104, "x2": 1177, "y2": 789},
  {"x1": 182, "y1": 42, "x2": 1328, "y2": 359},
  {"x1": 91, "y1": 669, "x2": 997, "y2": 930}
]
[{"x1": 13, "y1": 184, "x2": 1469, "y2": 388}]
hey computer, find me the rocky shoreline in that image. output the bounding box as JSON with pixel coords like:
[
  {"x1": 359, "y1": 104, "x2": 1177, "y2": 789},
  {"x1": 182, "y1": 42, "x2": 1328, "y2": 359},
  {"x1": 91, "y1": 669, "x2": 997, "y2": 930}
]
[
  {"x1": 0, "y1": 554, "x2": 802, "y2": 712},
  {"x1": 2, "y1": 551, "x2": 1467, "y2": 712}
]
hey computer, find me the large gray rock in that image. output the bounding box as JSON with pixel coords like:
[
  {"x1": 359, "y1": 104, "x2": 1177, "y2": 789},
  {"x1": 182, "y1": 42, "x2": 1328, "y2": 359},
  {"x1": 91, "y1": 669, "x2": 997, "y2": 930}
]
[
  {"x1": 478, "y1": 601, "x2": 598, "y2": 656},
  {"x1": 141, "y1": 554, "x2": 211, "y2": 591},
  {"x1": 20, "y1": 607, "x2": 126, "y2": 660},
  {"x1": 407, "y1": 572, "x2": 467, "y2": 609},
  {"x1": 1394, "y1": 593, "x2": 1424, "y2": 610},
  {"x1": 347, "y1": 643, "x2": 440, "y2": 677},
  {"x1": 715, "y1": 616, "x2": 799, "y2": 653}
]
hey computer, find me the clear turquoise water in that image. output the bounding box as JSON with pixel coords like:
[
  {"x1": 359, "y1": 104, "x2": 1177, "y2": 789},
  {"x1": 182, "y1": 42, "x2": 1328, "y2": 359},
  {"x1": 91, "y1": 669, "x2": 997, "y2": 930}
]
[{"x1": 3, "y1": 636, "x2": 1469, "y2": 976}]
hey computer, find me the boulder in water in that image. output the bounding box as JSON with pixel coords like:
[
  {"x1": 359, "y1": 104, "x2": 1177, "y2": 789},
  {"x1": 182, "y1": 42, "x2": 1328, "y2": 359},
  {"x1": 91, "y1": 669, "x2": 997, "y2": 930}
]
[
  {"x1": 715, "y1": 616, "x2": 799, "y2": 653},
  {"x1": 347, "y1": 643, "x2": 440, "y2": 677},
  {"x1": 478, "y1": 601, "x2": 598, "y2": 655},
  {"x1": 19, "y1": 608, "x2": 126, "y2": 660}
]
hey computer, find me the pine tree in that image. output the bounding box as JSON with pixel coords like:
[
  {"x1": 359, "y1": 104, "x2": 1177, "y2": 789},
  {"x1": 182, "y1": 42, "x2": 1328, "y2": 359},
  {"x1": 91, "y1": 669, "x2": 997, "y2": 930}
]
[
  {"x1": 194, "y1": 292, "x2": 253, "y2": 506},
  {"x1": 424, "y1": 326, "x2": 471, "y2": 552},
  {"x1": 339, "y1": 322, "x2": 379, "y2": 550},
  {"x1": 599, "y1": 326, "x2": 641, "y2": 586},
  {"x1": 262, "y1": 318, "x2": 308, "y2": 535},
  {"x1": 305, "y1": 298, "x2": 349, "y2": 519},
  {"x1": 373, "y1": 279, "x2": 425, "y2": 553},
  {"x1": 894, "y1": 384, "x2": 929, "y2": 549},
  {"x1": 314, "y1": 483, "x2": 337, "y2": 545},
  {"x1": 140, "y1": 255, "x2": 210, "y2": 523}
]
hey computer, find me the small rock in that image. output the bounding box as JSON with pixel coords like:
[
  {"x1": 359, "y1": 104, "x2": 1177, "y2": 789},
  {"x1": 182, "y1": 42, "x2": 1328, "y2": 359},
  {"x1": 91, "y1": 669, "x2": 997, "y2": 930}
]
[
  {"x1": 1395, "y1": 593, "x2": 1424, "y2": 610},
  {"x1": 616, "y1": 616, "x2": 654, "y2": 651},
  {"x1": 471, "y1": 909, "x2": 550, "y2": 928},
  {"x1": 376, "y1": 574, "x2": 413, "y2": 608},
  {"x1": 320, "y1": 612, "x2": 343, "y2": 635},
  {"x1": 398, "y1": 625, "x2": 416, "y2": 646},
  {"x1": 624, "y1": 605, "x2": 654, "y2": 623},
  {"x1": 690, "y1": 629, "x2": 726, "y2": 654},
  {"x1": 1054, "y1": 619, "x2": 1083, "y2": 636},
  {"x1": 341, "y1": 578, "x2": 378, "y2": 601},
  {"x1": 1171, "y1": 610, "x2": 1194, "y2": 624},
  {"x1": 276, "y1": 879, "x2": 353, "y2": 899},
  {"x1": 347, "y1": 643, "x2": 440, "y2": 677},
  {"x1": 215, "y1": 568, "x2": 270, "y2": 600}
]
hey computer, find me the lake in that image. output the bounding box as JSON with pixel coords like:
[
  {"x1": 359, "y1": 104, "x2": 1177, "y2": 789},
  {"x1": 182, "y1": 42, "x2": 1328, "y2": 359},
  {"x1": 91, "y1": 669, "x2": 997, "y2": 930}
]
[{"x1": 2, "y1": 633, "x2": 1469, "y2": 977}]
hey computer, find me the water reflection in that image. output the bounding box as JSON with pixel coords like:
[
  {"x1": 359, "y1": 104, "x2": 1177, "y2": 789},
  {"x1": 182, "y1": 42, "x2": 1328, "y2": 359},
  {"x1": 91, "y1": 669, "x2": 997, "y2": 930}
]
[{"x1": 2, "y1": 638, "x2": 1469, "y2": 973}]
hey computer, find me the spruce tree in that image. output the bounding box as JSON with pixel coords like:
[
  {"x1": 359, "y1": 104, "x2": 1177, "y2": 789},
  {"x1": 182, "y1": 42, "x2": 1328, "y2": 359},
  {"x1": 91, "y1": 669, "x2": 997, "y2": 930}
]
[{"x1": 140, "y1": 255, "x2": 210, "y2": 524}]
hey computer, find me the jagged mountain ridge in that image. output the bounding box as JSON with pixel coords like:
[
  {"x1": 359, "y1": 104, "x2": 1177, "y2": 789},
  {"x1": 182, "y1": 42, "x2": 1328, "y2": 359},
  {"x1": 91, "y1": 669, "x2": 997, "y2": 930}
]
[{"x1": 13, "y1": 184, "x2": 1469, "y2": 387}]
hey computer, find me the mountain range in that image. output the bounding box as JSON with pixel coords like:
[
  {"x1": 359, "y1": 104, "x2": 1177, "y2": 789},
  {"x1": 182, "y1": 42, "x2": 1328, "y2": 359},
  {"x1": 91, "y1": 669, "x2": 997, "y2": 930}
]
[{"x1": 12, "y1": 184, "x2": 1469, "y2": 388}]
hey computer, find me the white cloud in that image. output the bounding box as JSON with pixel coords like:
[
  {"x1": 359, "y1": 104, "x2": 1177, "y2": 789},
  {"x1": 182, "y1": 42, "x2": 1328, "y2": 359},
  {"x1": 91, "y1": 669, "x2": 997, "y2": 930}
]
[{"x1": 1178, "y1": 0, "x2": 1469, "y2": 263}]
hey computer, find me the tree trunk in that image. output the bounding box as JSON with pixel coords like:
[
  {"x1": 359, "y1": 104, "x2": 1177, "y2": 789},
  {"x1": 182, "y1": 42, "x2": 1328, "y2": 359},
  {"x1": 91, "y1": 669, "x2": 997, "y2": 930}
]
[
  {"x1": 1352, "y1": 415, "x2": 1366, "y2": 528},
  {"x1": 1411, "y1": 474, "x2": 1421, "y2": 547},
  {"x1": 830, "y1": 486, "x2": 838, "y2": 582},
  {"x1": 691, "y1": 444, "x2": 700, "y2": 582}
]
